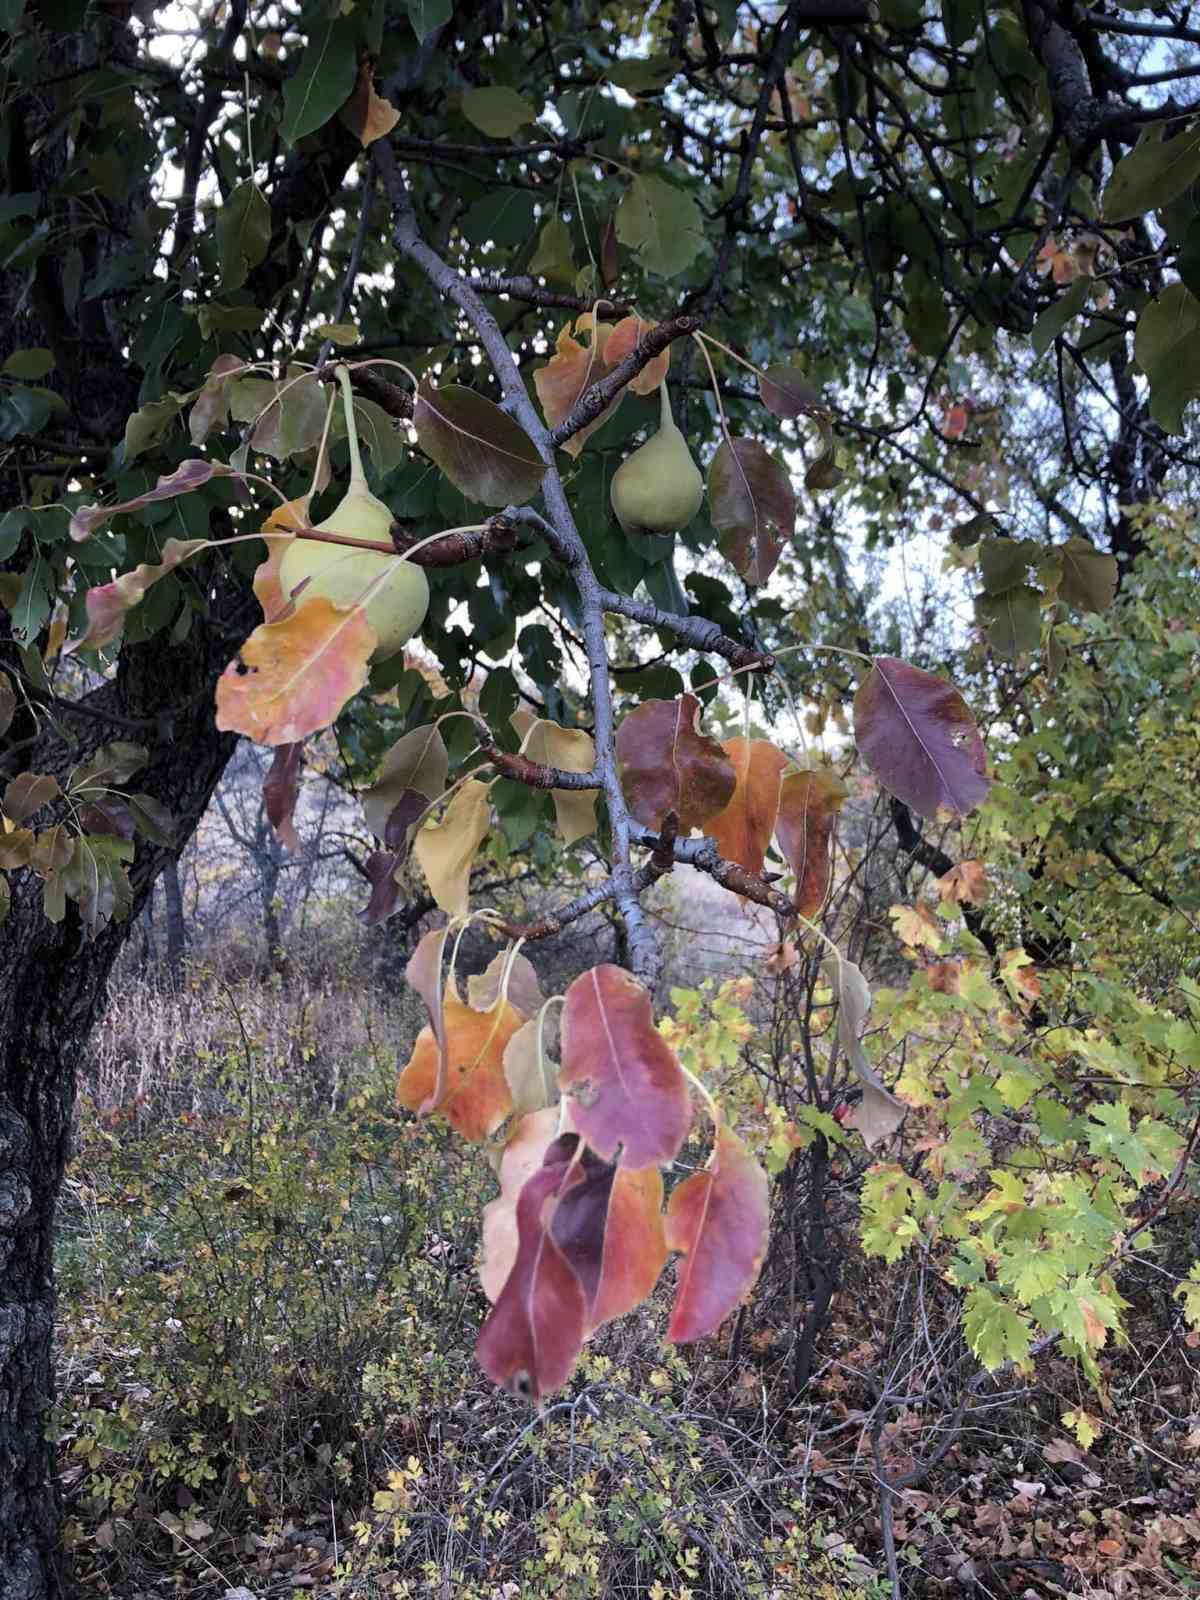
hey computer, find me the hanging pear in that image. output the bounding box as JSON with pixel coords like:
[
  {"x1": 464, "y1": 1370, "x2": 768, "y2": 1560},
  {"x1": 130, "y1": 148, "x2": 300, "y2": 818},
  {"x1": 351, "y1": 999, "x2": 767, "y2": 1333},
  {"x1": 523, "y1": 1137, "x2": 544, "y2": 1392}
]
[
  {"x1": 279, "y1": 367, "x2": 429, "y2": 660},
  {"x1": 610, "y1": 380, "x2": 704, "y2": 537}
]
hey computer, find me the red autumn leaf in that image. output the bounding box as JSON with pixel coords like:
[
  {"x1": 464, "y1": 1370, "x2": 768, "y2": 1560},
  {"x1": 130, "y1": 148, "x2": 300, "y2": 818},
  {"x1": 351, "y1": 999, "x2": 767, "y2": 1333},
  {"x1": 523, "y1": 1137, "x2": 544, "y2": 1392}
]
[
  {"x1": 395, "y1": 986, "x2": 524, "y2": 1143},
  {"x1": 615, "y1": 694, "x2": 736, "y2": 834},
  {"x1": 775, "y1": 768, "x2": 849, "y2": 918},
  {"x1": 706, "y1": 738, "x2": 789, "y2": 878},
  {"x1": 68, "y1": 538, "x2": 210, "y2": 654},
  {"x1": 481, "y1": 1125, "x2": 668, "y2": 1334},
  {"x1": 853, "y1": 657, "x2": 990, "y2": 822},
  {"x1": 758, "y1": 364, "x2": 823, "y2": 419},
  {"x1": 533, "y1": 320, "x2": 621, "y2": 457},
  {"x1": 942, "y1": 403, "x2": 969, "y2": 440},
  {"x1": 475, "y1": 1152, "x2": 588, "y2": 1406},
  {"x1": 263, "y1": 741, "x2": 304, "y2": 852},
  {"x1": 560, "y1": 964, "x2": 692, "y2": 1169},
  {"x1": 605, "y1": 315, "x2": 671, "y2": 396},
  {"x1": 214, "y1": 596, "x2": 375, "y2": 746},
  {"x1": 707, "y1": 436, "x2": 796, "y2": 586},
  {"x1": 665, "y1": 1124, "x2": 769, "y2": 1343}
]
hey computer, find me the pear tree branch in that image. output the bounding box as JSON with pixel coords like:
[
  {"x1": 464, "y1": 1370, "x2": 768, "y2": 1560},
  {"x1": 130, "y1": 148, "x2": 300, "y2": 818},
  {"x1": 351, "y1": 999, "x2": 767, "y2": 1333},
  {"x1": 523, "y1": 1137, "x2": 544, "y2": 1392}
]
[
  {"x1": 549, "y1": 315, "x2": 703, "y2": 446},
  {"x1": 374, "y1": 138, "x2": 661, "y2": 983}
]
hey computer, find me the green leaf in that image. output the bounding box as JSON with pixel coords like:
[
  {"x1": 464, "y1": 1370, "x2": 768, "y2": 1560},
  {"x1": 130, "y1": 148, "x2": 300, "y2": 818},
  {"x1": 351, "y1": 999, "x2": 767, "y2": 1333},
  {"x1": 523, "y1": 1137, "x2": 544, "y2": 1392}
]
[
  {"x1": 1103, "y1": 123, "x2": 1200, "y2": 222},
  {"x1": 999, "y1": 1246, "x2": 1065, "y2": 1305},
  {"x1": 279, "y1": 16, "x2": 359, "y2": 146},
  {"x1": 413, "y1": 378, "x2": 544, "y2": 506},
  {"x1": 460, "y1": 190, "x2": 539, "y2": 248},
  {"x1": 1031, "y1": 277, "x2": 1089, "y2": 358},
  {"x1": 461, "y1": 86, "x2": 536, "y2": 139},
  {"x1": 1085, "y1": 1101, "x2": 1181, "y2": 1184},
  {"x1": 3, "y1": 348, "x2": 54, "y2": 380},
  {"x1": 975, "y1": 584, "x2": 1042, "y2": 657},
  {"x1": 615, "y1": 173, "x2": 704, "y2": 278},
  {"x1": 124, "y1": 396, "x2": 182, "y2": 462},
  {"x1": 405, "y1": 0, "x2": 451, "y2": 41},
  {"x1": 1135, "y1": 282, "x2": 1200, "y2": 434},
  {"x1": 607, "y1": 57, "x2": 674, "y2": 93},
  {"x1": 528, "y1": 217, "x2": 576, "y2": 285},
  {"x1": 215, "y1": 180, "x2": 271, "y2": 291},
  {"x1": 1053, "y1": 536, "x2": 1118, "y2": 613},
  {"x1": 979, "y1": 536, "x2": 1038, "y2": 594},
  {"x1": 196, "y1": 303, "x2": 265, "y2": 337},
  {"x1": 963, "y1": 1285, "x2": 1031, "y2": 1369}
]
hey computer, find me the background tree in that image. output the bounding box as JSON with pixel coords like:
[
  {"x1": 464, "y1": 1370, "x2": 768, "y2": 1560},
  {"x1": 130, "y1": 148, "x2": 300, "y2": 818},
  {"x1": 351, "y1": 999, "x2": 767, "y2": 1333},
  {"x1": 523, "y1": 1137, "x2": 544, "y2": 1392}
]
[{"x1": 3, "y1": 0, "x2": 1200, "y2": 1592}]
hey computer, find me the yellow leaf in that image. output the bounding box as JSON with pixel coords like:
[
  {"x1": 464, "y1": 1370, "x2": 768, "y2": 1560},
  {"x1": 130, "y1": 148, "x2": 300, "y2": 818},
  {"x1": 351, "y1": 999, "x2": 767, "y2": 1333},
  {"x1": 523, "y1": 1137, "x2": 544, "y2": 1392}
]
[
  {"x1": 413, "y1": 777, "x2": 491, "y2": 916},
  {"x1": 511, "y1": 710, "x2": 596, "y2": 844},
  {"x1": 889, "y1": 901, "x2": 944, "y2": 953}
]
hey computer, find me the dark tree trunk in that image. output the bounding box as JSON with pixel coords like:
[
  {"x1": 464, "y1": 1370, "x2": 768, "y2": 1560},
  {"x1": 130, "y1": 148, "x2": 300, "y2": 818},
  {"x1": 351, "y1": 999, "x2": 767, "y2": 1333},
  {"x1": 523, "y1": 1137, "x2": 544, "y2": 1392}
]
[
  {"x1": 162, "y1": 858, "x2": 186, "y2": 984},
  {"x1": 0, "y1": 600, "x2": 243, "y2": 1596}
]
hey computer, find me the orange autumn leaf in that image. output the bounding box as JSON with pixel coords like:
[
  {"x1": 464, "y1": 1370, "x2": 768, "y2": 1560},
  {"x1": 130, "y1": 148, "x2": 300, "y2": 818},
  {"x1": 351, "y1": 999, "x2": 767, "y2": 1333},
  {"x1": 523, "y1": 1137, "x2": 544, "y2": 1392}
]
[
  {"x1": 590, "y1": 1166, "x2": 668, "y2": 1329},
  {"x1": 605, "y1": 315, "x2": 671, "y2": 396},
  {"x1": 533, "y1": 318, "x2": 620, "y2": 457},
  {"x1": 254, "y1": 496, "x2": 312, "y2": 622},
  {"x1": 214, "y1": 595, "x2": 374, "y2": 745},
  {"x1": 706, "y1": 737, "x2": 788, "y2": 878},
  {"x1": 665, "y1": 1124, "x2": 769, "y2": 1343},
  {"x1": 396, "y1": 987, "x2": 525, "y2": 1143},
  {"x1": 936, "y1": 857, "x2": 989, "y2": 905},
  {"x1": 774, "y1": 768, "x2": 848, "y2": 918},
  {"x1": 338, "y1": 53, "x2": 400, "y2": 146}
]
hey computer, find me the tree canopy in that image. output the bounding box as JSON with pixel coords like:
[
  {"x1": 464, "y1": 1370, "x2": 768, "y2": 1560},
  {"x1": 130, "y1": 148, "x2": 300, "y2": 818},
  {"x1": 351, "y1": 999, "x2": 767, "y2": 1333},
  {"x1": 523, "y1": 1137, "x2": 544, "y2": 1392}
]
[{"x1": 3, "y1": 0, "x2": 1200, "y2": 1591}]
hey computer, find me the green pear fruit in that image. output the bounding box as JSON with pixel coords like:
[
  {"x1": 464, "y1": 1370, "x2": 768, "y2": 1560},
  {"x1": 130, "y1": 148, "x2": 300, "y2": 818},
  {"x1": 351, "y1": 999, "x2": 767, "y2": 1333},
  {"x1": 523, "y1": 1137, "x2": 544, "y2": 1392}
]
[
  {"x1": 610, "y1": 380, "x2": 704, "y2": 537},
  {"x1": 279, "y1": 369, "x2": 428, "y2": 660}
]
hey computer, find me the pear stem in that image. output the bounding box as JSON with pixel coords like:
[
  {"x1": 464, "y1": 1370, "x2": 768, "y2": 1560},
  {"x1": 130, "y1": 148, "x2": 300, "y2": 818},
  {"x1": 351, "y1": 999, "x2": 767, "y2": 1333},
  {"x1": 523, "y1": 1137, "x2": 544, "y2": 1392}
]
[
  {"x1": 335, "y1": 363, "x2": 368, "y2": 489},
  {"x1": 658, "y1": 378, "x2": 673, "y2": 431}
]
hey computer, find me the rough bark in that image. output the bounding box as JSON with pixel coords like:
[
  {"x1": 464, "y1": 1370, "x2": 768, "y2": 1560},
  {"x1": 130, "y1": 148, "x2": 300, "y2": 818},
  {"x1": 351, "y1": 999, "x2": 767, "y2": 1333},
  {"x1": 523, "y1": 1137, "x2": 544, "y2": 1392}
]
[{"x1": 0, "y1": 586, "x2": 244, "y2": 1596}]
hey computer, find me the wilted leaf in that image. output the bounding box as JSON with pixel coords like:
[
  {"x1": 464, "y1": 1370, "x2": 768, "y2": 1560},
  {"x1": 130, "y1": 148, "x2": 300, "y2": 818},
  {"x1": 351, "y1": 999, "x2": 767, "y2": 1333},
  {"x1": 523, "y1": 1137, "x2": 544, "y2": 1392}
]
[
  {"x1": 533, "y1": 320, "x2": 620, "y2": 458},
  {"x1": 853, "y1": 657, "x2": 989, "y2": 821},
  {"x1": 405, "y1": 925, "x2": 452, "y2": 1110},
  {"x1": 480, "y1": 1106, "x2": 561, "y2": 1301},
  {"x1": 759, "y1": 365, "x2": 823, "y2": 418},
  {"x1": 708, "y1": 437, "x2": 795, "y2": 586},
  {"x1": 338, "y1": 55, "x2": 400, "y2": 146},
  {"x1": 511, "y1": 710, "x2": 596, "y2": 844},
  {"x1": 665, "y1": 1124, "x2": 769, "y2": 1342},
  {"x1": 706, "y1": 738, "x2": 788, "y2": 878},
  {"x1": 559, "y1": 964, "x2": 691, "y2": 1169},
  {"x1": 605, "y1": 316, "x2": 671, "y2": 396},
  {"x1": 615, "y1": 694, "x2": 736, "y2": 834},
  {"x1": 413, "y1": 777, "x2": 491, "y2": 917},
  {"x1": 189, "y1": 353, "x2": 244, "y2": 446},
  {"x1": 937, "y1": 858, "x2": 989, "y2": 905},
  {"x1": 362, "y1": 723, "x2": 449, "y2": 843},
  {"x1": 823, "y1": 955, "x2": 906, "y2": 1148},
  {"x1": 616, "y1": 172, "x2": 704, "y2": 278},
  {"x1": 468, "y1": 951, "x2": 545, "y2": 1017},
  {"x1": 461, "y1": 85, "x2": 536, "y2": 138},
  {"x1": 397, "y1": 985, "x2": 524, "y2": 1141},
  {"x1": 263, "y1": 742, "x2": 304, "y2": 852},
  {"x1": 69, "y1": 460, "x2": 233, "y2": 543},
  {"x1": 68, "y1": 539, "x2": 209, "y2": 654},
  {"x1": 214, "y1": 597, "x2": 375, "y2": 745},
  {"x1": 775, "y1": 767, "x2": 848, "y2": 918},
  {"x1": 890, "y1": 901, "x2": 943, "y2": 952},
  {"x1": 3, "y1": 772, "x2": 59, "y2": 823},
  {"x1": 414, "y1": 378, "x2": 544, "y2": 505},
  {"x1": 475, "y1": 1147, "x2": 588, "y2": 1406},
  {"x1": 502, "y1": 1015, "x2": 558, "y2": 1120}
]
